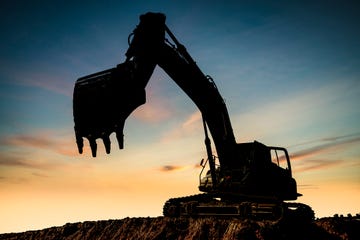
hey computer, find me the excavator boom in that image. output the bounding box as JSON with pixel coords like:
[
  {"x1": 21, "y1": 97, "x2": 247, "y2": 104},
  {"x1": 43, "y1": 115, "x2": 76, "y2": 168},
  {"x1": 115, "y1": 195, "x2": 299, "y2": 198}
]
[
  {"x1": 74, "y1": 13, "x2": 236, "y2": 166},
  {"x1": 73, "y1": 13, "x2": 235, "y2": 189}
]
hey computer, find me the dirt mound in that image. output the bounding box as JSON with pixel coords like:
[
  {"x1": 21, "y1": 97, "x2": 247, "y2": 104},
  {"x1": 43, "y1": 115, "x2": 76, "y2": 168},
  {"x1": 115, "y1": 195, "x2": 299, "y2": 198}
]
[{"x1": 1, "y1": 216, "x2": 359, "y2": 240}]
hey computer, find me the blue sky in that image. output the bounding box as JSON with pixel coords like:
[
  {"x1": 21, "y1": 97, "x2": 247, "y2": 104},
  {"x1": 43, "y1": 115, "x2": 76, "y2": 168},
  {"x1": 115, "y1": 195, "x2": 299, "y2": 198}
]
[{"x1": 0, "y1": 0, "x2": 360, "y2": 233}]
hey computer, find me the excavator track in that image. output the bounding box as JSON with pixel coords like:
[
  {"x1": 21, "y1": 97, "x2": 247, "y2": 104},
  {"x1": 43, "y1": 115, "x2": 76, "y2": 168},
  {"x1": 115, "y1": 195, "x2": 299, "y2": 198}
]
[
  {"x1": 163, "y1": 194, "x2": 213, "y2": 217},
  {"x1": 163, "y1": 194, "x2": 314, "y2": 222},
  {"x1": 283, "y1": 202, "x2": 315, "y2": 222}
]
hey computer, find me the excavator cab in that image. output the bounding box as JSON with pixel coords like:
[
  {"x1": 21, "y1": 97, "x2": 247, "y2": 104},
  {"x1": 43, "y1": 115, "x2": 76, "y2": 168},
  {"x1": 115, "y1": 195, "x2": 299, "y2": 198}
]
[{"x1": 199, "y1": 141, "x2": 299, "y2": 201}]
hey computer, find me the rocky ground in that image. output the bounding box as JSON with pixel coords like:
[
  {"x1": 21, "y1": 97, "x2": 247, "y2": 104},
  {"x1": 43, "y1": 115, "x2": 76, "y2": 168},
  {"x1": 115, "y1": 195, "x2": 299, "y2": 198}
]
[{"x1": 1, "y1": 216, "x2": 359, "y2": 240}]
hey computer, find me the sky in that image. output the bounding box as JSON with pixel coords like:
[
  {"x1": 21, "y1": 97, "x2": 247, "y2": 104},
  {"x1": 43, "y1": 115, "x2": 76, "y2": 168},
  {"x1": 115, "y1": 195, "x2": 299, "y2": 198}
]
[{"x1": 0, "y1": 0, "x2": 360, "y2": 233}]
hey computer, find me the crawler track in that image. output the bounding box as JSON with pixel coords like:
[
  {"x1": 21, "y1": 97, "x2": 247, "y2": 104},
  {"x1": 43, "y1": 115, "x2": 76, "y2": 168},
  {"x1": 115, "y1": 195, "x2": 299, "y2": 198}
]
[{"x1": 163, "y1": 194, "x2": 314, "y2": 222}]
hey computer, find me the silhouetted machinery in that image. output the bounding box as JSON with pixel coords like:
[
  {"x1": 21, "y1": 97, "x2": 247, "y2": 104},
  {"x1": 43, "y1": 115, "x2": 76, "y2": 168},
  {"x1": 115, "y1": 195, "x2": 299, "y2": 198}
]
[{"x1": 73, "y1": 13, "x2": 314, "y2": 220}]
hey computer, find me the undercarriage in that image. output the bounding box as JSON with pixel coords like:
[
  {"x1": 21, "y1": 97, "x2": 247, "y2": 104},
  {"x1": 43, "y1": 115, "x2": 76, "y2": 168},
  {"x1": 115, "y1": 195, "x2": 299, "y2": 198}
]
[{"x1": 163, "y1": 194, "x2": 314, "y2": 222}]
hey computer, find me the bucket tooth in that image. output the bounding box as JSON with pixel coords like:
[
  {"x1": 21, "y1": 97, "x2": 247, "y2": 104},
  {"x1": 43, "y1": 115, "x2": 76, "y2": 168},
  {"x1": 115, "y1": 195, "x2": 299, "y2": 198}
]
[
  {"x1": 75, "y1": 132, "x2": 84, "y2": 154},
  {"x1": 89, "y1": 138, "x2": 97, "y2": 157},
  {"x1": 116, "y1": 130, "x2": 124, "y2": 149},
  {"x1": 102, "y1": 134, "x2": 111, "y2": 154}
]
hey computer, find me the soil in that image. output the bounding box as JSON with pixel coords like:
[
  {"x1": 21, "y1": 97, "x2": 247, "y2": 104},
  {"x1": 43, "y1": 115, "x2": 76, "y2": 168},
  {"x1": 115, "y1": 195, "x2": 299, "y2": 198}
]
[{"x1": 0, "y1": 216, "x2": 359, "y2": 240}]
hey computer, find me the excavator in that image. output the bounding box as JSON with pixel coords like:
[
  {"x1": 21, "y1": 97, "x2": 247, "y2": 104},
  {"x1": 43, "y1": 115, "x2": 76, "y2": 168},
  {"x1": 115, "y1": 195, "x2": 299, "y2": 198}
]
[{"x1": 73, "y1": 12, "x2": 314, "y2": 221}]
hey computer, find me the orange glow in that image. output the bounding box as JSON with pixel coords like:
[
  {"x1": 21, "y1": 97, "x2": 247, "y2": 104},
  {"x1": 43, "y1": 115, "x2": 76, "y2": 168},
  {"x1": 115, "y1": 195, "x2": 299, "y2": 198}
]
[{"x1": 298, "y1": 181, "x2": 360, "y2": 218}]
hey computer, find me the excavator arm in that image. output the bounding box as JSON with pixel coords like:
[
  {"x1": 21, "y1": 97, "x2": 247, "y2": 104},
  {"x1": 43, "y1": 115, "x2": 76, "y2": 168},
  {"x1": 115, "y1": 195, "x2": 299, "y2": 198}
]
[{"x1": 73, "y1": 13, "x2": 236, "y2": 168}]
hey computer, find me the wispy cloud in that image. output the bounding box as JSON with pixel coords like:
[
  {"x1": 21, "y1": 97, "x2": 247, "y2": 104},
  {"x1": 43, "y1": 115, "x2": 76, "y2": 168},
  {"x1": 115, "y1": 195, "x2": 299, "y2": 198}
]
[
  {"x1": 158, "y1": 164, "x2": 195, "y2": 172},
  {"x1": 132, "y1": 89, "x2": 174, "y2": 124},
  {"x1": 0, "y1": 154, "x2": 62, "y2": 171},
  {"x1": 0, "y1": 130, "x2": 78, "y2": 157},
  {"x1": 132, "y1": 100, "x2": 173, "y2": 123},
  {"x1": 290, "y1": 134, "x2": 360, "y2": 161},
  {"x1": 2, "y1": 134, "x2": 54, "y2": 149},
  {"x1": 297, "y1": 184, "x2": 319, "y2": 190},
  {"x1": 159, "y1": 165, "x2": 184, "y2": 172},
  {"x1": 3, "y1": 66, "x2": 74, "y2": 96},
  {"x1": 182, "y1": 111, "x2": 202, "y2": 129},
  {"x1": 289, "y1": 134, "x2": 360, "y2": 173},
  {"x1": 0, "y1": 131, "x2": 93, "y2": 181},
  {"x1": 161, "y1": 111, "x2": 202, "y2": 142},
  {"x1": 32, "y1": 172, "x2": 50, "y2": 178},
  {"x1": 232, "y1": 80, "x2": 360, "y2": 142},
  {"x1": 288, "y1": 133, "x2": 360, "y2": 149},
  {"x1": 157, "y1": 134, "x2": 360, "y2": 174},
  {"x1": 294, "y1": 159, "x2": 344, "y2": 173},
  {"x1": 23, "y1": 73, "x2": 73, "y2": 96},
  {"x1": 0, "y1": 175, "x2": 28, "y2": 184}
]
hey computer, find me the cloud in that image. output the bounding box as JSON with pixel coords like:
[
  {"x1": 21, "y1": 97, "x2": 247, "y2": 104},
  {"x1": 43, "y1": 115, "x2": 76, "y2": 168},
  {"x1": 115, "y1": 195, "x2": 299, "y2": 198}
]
[
  {"x1": 158, "y1": 161, "x2": 204, "y2": 173},
  {"x1": 288, "y1": 133, "x2": 360, "y2": 148},
  {"x1": 0, "y1": 130, "x2": 78, "y2": 157},
  {"x1": 158, "y1": 164, "x2": 194, "y2": 172},
  {"x1": 157, "y1": 133, "x2": 360, "y2": 174},
  {"x1": 289, "y1": 134, "x2": 360, "y2": 173},
  {"x1": 0, "y1": 131, "x2": 94, "y2": 178},
  {"x1": 2, "y1": 134, "x2": 54, "y2": 149},
  {"x1": 290, "y1": 134, "x2": 360, "y2": 161},
  {"x1": 159, "y1": 165, "x2": 183, "y2": 172},
  {"x1": 294, "y1": 159, "x2": 344, "y2": 173},
  {"x1": 0, "y1": 154, "x2": 61, "y2": 171},
  {"x1": 321, "y1": 133, "x2": 360, "y2": 142},
  {"x1": 297, "y1": 184, "x2": 319, "y2": 190},
  {"x1": 131, "y1": 90, "x2": 174, "y2": 124},
  {"x1": 132, "y1": 100, "x2": 173, "y2": 123},
  {"x1": 183, "y1": 111, "x2": 202, "y2": 129},
  {"x1": 124, "y1": 68, "x2": 176, "y2": 124},
  {"x1": 2, "y1": 65, "x2": 74, "y2": 96},
  {"x1": 23, "y1": 73, "x2": 73, "y2": 96},
  {"x1": 32, "y1": 172, "x2": 50, "y2": 178},
  {"x1": 0, "y1": 175, "x2": 28, "y2": 184},
  {"x1": 161, "y1": 111, "x2": 202, "y2": 142},
  {"x1": 232, "y1": 80, "x2": 360, "y2": 142}
]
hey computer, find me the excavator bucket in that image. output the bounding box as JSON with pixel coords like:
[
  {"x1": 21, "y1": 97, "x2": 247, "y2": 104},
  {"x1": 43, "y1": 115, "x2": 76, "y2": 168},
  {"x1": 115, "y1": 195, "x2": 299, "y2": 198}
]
[
  {"x1": 73, "y1": 61, "x2": 146, "y2": 157},
  {"x1": 73, "y1": 12, "x2": 165, "y2": 157}
]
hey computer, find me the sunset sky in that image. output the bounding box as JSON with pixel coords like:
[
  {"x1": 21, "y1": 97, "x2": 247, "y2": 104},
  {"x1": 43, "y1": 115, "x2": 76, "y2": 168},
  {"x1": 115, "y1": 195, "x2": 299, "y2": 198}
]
[{"x1": 1, "y1": 0, "x2": 359, "y2": 233}]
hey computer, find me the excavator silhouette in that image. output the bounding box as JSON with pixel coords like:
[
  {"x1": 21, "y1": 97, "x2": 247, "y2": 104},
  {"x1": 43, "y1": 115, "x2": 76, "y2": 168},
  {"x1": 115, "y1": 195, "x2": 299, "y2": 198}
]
[{"x1": 73, "y1": 12, "x2": 314, "y2": 220}]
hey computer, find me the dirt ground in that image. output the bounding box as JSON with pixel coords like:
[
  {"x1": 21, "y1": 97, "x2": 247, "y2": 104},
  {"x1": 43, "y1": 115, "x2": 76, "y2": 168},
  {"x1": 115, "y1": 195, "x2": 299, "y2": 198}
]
[{"x1": 1, "y1": 216, "x2": 359, "y2": 240}]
